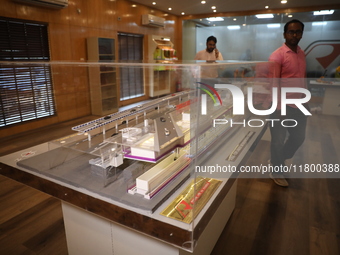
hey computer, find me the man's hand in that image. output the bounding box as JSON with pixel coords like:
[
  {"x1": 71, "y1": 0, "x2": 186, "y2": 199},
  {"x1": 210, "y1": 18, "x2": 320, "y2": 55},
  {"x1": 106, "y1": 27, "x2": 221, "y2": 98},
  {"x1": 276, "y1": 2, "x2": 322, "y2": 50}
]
[{"x1": 215, "y1": 48, "x2": 219, "y2": 59}]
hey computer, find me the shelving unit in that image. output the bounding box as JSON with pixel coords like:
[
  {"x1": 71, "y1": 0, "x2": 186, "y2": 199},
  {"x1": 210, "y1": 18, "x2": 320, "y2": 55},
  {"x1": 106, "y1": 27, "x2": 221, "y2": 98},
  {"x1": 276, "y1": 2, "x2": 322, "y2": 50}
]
[
  {"x1": 87, "y1": 37, "x2": 118, "y2": 115},
  {"x1": 147, "y1": 35, "x2": 177, "y2": 97}
]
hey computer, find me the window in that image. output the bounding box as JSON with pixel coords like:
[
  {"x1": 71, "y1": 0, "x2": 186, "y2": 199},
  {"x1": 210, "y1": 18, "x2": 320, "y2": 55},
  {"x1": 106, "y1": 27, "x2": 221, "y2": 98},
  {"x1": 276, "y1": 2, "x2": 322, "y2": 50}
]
[
  {"x1": 118, "y1": 33, "x2": 144, "y2": 101},
  {"x1": 0, "y1": 17, "x2": 55, "y2": 127}
]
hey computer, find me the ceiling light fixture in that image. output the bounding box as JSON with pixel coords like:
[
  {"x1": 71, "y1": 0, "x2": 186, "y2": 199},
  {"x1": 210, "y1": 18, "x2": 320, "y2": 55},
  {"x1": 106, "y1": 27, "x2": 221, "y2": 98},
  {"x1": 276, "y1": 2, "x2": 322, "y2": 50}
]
[
  {"x1": 152, "y1": 2, "x2": 156, "y2": 5},
  {"x1": 168, "y1": 7, "x2": 172, "y2": 10},
  {"x1": 256, "y1": 14, "x2": 274, "y2": 19},
  {"x1": 281, "y1": 0, "x2": 287, "y2": 4},
  {"x1": 265, "y1": 6, "x2": 269, "y2": 9},
  {"x1": 267, "y1": 23, "x2": 280, "y2": 28},
  {"x1": 201, "y1": 1, "x2": 206, "y2": 4},
  {"x1": 313, "y1": 10, "x2": 334, "y2": 15},
  {"x1": 211, "y1": 6, "x2": 216, "y2": 9},
  {"x1": 181, "y1": 12, "x2": 185, "y2": 15},
  {"x1": 206, "y1": 17, "x2": 224, "y2": 21},
  {"x1": 227, "y1": 25, "x2": 241, "y2": 30},
  {"x1": 312, "y1": 21, "x2": 327, "y2": 26}
]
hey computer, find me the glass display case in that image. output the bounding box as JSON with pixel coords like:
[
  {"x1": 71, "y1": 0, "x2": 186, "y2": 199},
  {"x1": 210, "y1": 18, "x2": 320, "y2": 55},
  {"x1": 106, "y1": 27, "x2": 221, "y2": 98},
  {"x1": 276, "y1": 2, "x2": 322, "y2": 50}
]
[{"x1": 0, "y1": 60, "x2": 276, "y2": 255}]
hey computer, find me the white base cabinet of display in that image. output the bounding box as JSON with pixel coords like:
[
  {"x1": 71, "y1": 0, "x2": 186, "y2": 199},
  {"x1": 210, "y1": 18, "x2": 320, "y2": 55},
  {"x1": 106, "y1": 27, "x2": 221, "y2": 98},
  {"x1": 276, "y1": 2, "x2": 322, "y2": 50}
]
[
  {"x1": 62, "y1": 202, "x2": 179, "y2": 255},
  {"x1": 61, "y1": 181, "x2": 237, "y2": 255}
]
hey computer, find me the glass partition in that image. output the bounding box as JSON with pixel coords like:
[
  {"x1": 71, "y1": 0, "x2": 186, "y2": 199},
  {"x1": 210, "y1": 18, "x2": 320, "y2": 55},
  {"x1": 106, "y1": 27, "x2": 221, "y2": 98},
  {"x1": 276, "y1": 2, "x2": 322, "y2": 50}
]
[
  {"x1": 1, "y1": 60, "x2": 339, "y2": 252},
  {"x1": 185, "y1": 9, "x2": 340, "y2": 78}
]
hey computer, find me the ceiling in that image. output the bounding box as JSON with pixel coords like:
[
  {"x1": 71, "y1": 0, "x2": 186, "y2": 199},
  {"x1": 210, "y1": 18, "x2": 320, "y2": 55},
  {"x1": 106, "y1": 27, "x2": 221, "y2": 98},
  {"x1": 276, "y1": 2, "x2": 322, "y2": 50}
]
[{"x1": 130, "y1": 0, "x2": 340, "y2": 16}]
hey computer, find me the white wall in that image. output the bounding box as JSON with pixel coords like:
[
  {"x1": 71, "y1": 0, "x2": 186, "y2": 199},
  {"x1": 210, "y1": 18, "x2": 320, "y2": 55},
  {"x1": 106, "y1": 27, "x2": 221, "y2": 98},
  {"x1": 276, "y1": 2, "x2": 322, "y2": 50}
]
[{"x1": 182, "y1": 21, "x2": 198, "y2": 61}]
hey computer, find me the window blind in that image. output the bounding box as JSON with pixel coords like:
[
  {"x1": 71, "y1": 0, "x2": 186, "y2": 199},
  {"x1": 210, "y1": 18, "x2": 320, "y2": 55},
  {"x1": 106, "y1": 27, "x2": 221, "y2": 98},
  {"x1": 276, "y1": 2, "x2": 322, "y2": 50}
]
[
  {"x1": 0, "y1": 17, "x2": 55, "y2": 127},
  {"x1": 118, "y1": 33, "x2": 144, "y2": 101}
]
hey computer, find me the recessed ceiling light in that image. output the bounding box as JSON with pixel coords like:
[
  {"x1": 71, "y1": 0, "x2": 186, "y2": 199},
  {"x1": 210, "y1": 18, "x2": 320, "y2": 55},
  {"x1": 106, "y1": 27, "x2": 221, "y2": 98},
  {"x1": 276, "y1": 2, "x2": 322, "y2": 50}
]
[
  {"x1": 213, "y1": 10, "x2": 217, "y2": 12},
  {"x1": 132, "y1": 4, "x2": 136, "y2": 7},
  {"x1": 201, "y1": 1, "x2": 206, "y2": 4},
  {"x1": 181, "y1": 12, "x2": 185, "y2": 15},
  {"x1": 313, "y1": 10, "x2": 334, "y2": 15},
  {"x1": 152, "y1": 2, "x2": 156, "y2": 5},
  {"x1": 207, "y1": 17, "x2": 224, "y2": 21},
  {"x1": 288, "y1": 14, "x2": 293, "y2": 18},
  {"x1": 265, "y1": 6, "x2": 269, "y2": 9},
  {"x1": 168, "y1": 7, "x2": 172, "y2": 10},
  {"x1": 211, "y1": 6, "x2": 216, "y2": 9},
  {"x1": 256, "y1": 14, "x2": 274, "y2": 19},
  {"x1": 233, "y1": 18, "x2": 237, "y2": 21},
  {"x1": 281, "y1": 0, "x2": 287, "y2": 4},
  {"x1": 227, "y1": 25, "x2": 241, "y2": 30}
]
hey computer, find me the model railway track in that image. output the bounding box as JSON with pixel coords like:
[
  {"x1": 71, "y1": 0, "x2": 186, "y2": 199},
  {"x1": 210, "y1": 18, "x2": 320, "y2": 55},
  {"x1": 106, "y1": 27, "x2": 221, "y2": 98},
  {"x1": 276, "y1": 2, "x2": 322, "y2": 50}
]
[{"x1": 71, "y1": 90, "x2": 193, "y2": 134}]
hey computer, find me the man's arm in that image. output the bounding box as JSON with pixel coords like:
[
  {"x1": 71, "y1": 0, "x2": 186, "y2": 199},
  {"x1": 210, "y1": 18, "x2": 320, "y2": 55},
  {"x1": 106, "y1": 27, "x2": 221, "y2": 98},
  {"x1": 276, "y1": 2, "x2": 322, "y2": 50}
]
[
  {"x1": 216, "y1": 50, "x2": 223, "y2": 60},
  {"x1": 261, "y1": 52, "x2": 282, "y2": 110}
]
